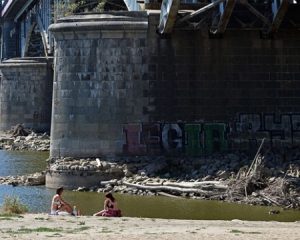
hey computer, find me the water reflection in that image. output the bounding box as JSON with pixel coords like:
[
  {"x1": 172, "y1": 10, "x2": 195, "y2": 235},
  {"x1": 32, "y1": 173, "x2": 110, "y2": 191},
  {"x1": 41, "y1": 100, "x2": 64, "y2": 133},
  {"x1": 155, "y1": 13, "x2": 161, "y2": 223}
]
[
  {"x1": 0, "y1": 151, "x2": 49, "y2": 176},
  {"x1": 0, "y1": 150, "x2": 299, "y2": 222}
]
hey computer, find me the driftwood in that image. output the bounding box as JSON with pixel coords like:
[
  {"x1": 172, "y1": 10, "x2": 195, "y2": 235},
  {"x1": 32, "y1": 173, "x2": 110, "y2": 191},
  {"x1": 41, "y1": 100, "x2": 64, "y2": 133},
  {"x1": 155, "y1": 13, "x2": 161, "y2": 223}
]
[
  {"x1": 123, "y1": 181, "x2": 214, "y2": 194},
  {"x1": 162, "y1": 181, "x2": 228, "y2": 190},
  {"x1": 144, "y1": 182, "x2": 164, "y2": 187},
  {"x1": 246, "y1": 138, "x2": 265, "y2": 177},
  {"x1": 100, "y1": 180, "x2": 118, "y2": 186},
  {"x1": 258, "y1": 193, "x2": 281, "y2": 206},
  {"x1": 157, "y1": 191, "x2": 185, "y2": 199},
  {"x1": 10, "y1": 124, "x2": 32, "y2": 137}
]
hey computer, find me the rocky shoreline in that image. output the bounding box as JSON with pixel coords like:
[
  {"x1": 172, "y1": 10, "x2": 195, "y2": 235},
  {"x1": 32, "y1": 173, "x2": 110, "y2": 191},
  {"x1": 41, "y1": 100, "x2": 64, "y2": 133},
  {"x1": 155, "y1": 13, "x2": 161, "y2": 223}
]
[{"x1": 1, "y1": 131, "x2": 300, "y2": 210}]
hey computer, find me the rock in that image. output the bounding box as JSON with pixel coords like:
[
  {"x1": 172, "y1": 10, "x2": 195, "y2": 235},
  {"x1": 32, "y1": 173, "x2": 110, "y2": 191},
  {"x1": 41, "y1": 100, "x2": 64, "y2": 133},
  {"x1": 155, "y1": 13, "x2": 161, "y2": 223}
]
[
  {"x1": 227, "y1": 153, "x2": 240, "y2": 161},
  {"x1": 124, "y1": 169, "x2": 133, "y2": 177},
  {"x1": 145, "y1": 158, "x2": 167, "y2": 174},
  {"x1": 25, "y1": 135, "x2": 35, "y2": 141},
  {"x1": 269, "y1": 209, "x2": 280, "y2": 214},
  {"x1": 164, "y1": 173, "x2": 171, "y2": 178}
]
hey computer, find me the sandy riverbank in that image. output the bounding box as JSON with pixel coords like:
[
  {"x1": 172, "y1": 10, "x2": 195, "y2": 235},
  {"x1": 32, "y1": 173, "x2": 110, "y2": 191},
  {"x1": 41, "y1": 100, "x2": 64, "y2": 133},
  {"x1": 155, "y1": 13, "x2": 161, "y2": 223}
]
[{"x1": 0, "y1": 213, "x2": 300, "y2": 239}]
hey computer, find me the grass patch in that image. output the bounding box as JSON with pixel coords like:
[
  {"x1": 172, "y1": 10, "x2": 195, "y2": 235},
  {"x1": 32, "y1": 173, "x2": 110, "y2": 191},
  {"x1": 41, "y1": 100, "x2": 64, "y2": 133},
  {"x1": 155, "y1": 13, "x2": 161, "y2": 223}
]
[
  {"x1": 121, "y1": 218, "x2": 129, "y2": 221},
  {"x1": 101, "y1": 227, "x2": 113, "y2": 233},
  {"x1": 18, "y1": 227, "x2": 61, "y2": 233},
  {"x1": 230, "y1": 229, "x2": 262, "y2": 234},
  {"x1": 0, "y1": 217, "x2": 14, "y2": 221},
  {"x1": 34, "y1": 217, "x2": 45, "y2": 220},
  {"x1": 97, "y1": 218, "x2": 112, "y2": 221},
  {"x1": 65, "y1": 226, "x2": 90, "y2": 233},
  {"x1": 66, "y1": 220, "x2": 76, "y2": 223},
  {"x1": 230, "y1": 229, "x2": 245, "y2": 234},
  {"x1": 78, "y1": 221, "x2": 85, "y2": 225},
  {"x1": 0, "y1": 213, "x2": 23, "y2": 218},
  {"x1": 0, "y1": 213, "x2": 24, "y2": 220},
  {"x1": 0, "y1": 195, "x2": 28, "y2": 214}
]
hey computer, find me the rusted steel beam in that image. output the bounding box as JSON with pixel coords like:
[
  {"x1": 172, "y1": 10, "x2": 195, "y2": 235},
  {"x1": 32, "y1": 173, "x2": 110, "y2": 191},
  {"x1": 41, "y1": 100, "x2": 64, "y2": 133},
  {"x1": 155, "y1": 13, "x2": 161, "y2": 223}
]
[
  {"x1": 157, "y1": 0, "x2": 181, "y2": 34},
  {"x1": 215, "y1": 0, "x2": 236, "y2": 34},
  {"x1": 269, "y1": 0, "x2": 290, "y2": 33},
  {"x1": 238, "y1": 0, "x2": 271, "y2": 27},
  {"x1": 175, "y1": 0, "x2": 226, "y2": 27}
]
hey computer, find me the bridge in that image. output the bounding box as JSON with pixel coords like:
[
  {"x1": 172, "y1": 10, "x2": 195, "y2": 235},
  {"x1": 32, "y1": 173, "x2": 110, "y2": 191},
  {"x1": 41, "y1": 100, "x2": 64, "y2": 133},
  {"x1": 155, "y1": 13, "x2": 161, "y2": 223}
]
[{"x1": 0, "y1": 0, "x2": 299, "y2": 60}]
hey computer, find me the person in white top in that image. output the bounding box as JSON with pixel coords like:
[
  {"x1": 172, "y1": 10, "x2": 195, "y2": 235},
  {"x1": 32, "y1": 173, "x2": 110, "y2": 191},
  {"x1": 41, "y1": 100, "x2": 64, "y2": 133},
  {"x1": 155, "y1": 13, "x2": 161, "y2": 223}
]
[{"x1": 51, "y1": 187, "x2": 73, "y2": 215}]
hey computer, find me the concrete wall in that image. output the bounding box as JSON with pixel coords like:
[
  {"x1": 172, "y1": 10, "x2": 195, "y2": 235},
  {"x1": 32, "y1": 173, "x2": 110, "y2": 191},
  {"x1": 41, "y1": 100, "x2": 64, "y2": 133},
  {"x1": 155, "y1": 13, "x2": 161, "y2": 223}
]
[
  {"x1": 49, "y1": 12, "x2": 300, "y2": 158},
  {"x1": 0, "y1": 58, "x2": 53, "y2": 132}
]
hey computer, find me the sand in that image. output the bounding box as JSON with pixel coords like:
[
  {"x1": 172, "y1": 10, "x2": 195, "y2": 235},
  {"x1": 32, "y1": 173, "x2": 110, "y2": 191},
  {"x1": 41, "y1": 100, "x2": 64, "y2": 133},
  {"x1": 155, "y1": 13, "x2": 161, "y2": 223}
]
[{"x1": 0, "y1": 213, "x2": 299, "y2": 239}]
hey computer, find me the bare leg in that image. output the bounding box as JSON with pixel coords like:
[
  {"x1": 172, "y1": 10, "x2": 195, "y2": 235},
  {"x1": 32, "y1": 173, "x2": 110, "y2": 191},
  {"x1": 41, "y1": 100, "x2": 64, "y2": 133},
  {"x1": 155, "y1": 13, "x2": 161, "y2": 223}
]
[
  {"x1": 93, "y1": 210, "x2": 105, "y2": 216},
  {"x1": 58, "y1": 204, "x2": 73, "y2": 214}
]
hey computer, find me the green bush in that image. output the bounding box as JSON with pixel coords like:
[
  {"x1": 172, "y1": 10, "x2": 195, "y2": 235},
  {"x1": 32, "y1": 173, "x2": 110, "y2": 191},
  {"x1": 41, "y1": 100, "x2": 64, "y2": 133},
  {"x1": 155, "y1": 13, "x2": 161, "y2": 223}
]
[{"x1": 0, "y1": 195, "x2": 29, "y2": 214}]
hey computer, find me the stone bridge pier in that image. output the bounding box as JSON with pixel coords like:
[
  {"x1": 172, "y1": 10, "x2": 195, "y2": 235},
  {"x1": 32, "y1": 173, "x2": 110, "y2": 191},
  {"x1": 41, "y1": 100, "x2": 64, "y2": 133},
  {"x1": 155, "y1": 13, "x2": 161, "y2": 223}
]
[
  {"x1": 49, "y1": 12, "x2": 149, "y2": 158},
  {"x1": 49, "y1": 11, "x2": 300, "y2": 159}
]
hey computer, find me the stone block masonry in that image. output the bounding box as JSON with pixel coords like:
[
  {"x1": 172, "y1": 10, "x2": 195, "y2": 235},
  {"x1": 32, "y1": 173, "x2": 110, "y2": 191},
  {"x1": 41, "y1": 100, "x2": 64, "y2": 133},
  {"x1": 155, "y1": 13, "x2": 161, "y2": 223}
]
[
  {"x1": 49, "y1": 12, "x2": 149, "y2": 158},
  {"x1": 0, "y1": 58, "x2": 53, "y2": 133},
  {"x1": 47, "y1": 11, "x2": 300, "y2": 158}
]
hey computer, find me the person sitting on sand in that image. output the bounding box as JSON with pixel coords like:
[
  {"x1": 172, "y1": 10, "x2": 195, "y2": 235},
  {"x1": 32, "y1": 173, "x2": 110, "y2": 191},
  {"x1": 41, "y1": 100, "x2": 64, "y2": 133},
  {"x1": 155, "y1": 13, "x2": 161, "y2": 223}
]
[
  {"x1": 51, "y1": 187, "x2": 73, "y2": 215},
  {"x1": 93, "y1": 192, "x2": 119, "y2": 216}
]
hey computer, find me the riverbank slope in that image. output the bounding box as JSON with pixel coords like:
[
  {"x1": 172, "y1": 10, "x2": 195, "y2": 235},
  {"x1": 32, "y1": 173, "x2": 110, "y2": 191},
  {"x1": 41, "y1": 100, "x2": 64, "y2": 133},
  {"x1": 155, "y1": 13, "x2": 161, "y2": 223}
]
[{"x1": 1, "y1": 214, "x2": 300, "y2": 239}]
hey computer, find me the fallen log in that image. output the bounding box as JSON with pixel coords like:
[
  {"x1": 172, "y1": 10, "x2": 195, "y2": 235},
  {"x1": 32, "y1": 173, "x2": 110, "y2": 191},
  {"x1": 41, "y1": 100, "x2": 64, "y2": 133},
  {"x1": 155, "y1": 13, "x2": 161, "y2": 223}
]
[
  {"x1": 157, "y1": 191, "x2": 185, "y2": 199},
  {"x1": 100, "y1": 180, "x2": 118, "y2": 186},
  {"x1": 123, "y1": 181, "x2": 214, "y2": 194},
  {"x1": 144, "y1": 182, "x2": 164, "y2": 186},
  {"x1": 162, "y1": 181, "x2": 228, "y2": 190}
]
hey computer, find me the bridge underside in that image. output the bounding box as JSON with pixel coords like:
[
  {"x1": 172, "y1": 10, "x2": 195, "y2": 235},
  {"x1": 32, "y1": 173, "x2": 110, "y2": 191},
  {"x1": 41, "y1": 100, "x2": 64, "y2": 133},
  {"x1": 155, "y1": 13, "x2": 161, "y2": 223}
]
[
  {"x1": 156, "y1": 0, "x2": 300, "y2": 35},
  {"x1": 1, "y1": 0, "x2": 300, "y2": 59}
]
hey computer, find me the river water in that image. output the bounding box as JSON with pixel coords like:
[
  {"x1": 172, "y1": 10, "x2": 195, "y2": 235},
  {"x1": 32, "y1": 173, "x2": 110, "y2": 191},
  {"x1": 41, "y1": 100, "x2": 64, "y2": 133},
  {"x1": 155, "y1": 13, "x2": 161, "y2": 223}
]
[{"x1": 0, "y1": 150, "x2": 299, "y2": 222}]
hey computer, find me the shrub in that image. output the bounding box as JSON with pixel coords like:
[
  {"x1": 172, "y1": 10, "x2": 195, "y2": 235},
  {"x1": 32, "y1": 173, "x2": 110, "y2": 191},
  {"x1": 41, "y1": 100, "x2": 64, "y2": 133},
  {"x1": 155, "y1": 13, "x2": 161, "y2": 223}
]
[{"x1": 1, "y1": 195, "x2": 29, "y2": 214}]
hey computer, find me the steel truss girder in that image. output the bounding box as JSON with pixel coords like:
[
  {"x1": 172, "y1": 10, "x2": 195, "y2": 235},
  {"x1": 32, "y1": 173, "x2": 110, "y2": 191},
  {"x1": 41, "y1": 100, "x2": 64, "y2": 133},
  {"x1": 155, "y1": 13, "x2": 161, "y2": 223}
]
[
  {"x1": 157, "y1": 0, "x2": 291, "y2": 35},
  {"x1": 175, "y1": 0, "x2": 226, "y2": 27},
  {"x1": 215, "y1": 0, "x2": 236, "y2": 34},
  {"x1": 269, "y1": 0, "x2": 290, "y2": 33},
  {"x1": 238, "y1": 0, "x2": 271, "y2": 27},
  {"x1": 157, "y1": 0, "x2": 181, "y2": 34},
  {"x1": 37, "y1": 14, "x2": 49, "y2": 57}
]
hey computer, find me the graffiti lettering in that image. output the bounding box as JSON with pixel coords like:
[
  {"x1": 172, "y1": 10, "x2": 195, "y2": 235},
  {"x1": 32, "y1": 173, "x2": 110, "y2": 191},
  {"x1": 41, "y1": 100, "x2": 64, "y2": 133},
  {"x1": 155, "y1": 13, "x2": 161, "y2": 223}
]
[{"x1": 123, "y1": 113, "x2": 300, "y2": 156}]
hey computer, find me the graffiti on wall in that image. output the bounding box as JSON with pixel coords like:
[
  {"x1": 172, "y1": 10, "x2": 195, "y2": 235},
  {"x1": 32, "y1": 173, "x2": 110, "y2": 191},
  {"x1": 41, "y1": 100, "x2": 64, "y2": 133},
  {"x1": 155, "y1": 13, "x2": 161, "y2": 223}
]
[{"x1": 123, "y1": 113, "x2": 300, "y2": 156}]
